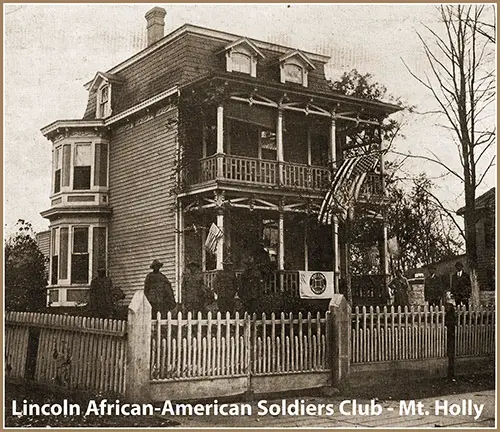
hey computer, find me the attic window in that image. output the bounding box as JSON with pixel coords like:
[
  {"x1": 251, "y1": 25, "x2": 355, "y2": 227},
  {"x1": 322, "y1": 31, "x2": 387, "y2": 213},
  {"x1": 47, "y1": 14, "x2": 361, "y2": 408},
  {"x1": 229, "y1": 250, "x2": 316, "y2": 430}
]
[
  {"x1": 97, "y1": 84, "x2": 111, "y2": 118},
  {"x1": 223, "y1": 38, "x2": 264, "y2": 78},
  {"x1": 283, "y1": 64, "x2": 303, "y2": 84},
  {"x1": 232, "y1": 52, "x2": 252, "y2": 74},
  {"x1": 279, "y1": 51, "x2": 315, "y2": 88}
]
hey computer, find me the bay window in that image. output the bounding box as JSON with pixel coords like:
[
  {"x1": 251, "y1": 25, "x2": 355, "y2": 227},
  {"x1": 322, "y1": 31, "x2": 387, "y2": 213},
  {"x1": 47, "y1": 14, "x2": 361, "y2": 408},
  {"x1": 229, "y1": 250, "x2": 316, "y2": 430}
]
[
  {"x1": 73, "y1": 143, "x2": 92, "y2": 190},
  {"x1": 51, "y1": 141, "x2": 108, "y2": 194},
  {"x1": 49, "y1": 224, "x2": 107, "y2": 286}
]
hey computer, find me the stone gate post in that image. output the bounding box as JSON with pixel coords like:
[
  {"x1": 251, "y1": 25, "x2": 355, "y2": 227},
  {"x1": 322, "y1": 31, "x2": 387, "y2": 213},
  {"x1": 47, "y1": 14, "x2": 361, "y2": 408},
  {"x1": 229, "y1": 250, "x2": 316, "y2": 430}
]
[
  {"x1": 126, "y1": 290, "x2": 152, "y2": 402},
  {"x1": 329, "y1": 294, "x2": 351, "y2": 389}
]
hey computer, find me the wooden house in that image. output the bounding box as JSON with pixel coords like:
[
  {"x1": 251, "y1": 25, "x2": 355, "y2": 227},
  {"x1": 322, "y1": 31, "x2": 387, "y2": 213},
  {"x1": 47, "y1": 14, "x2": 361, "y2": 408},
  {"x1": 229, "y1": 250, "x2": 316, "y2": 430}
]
[{"x1": 40, "y1": 7, "x2": 402, "y2": 307}]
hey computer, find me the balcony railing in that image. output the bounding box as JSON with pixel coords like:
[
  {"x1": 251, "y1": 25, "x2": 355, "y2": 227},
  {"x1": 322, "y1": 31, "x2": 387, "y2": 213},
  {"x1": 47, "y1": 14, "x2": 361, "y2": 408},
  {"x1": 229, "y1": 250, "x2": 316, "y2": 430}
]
[
  {"x1": 193, "y1": 154, "x2": 331, "y2": 191},
  {"x1": 186, "y1": 154, "x2": 383, "y2": 199}
]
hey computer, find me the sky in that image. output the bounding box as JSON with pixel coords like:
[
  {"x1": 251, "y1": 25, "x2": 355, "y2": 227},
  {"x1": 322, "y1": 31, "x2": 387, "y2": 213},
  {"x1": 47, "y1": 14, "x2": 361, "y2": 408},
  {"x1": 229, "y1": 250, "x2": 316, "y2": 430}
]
[{"x1": 3, "y1": 3, "x2": 496, "y2": 236}]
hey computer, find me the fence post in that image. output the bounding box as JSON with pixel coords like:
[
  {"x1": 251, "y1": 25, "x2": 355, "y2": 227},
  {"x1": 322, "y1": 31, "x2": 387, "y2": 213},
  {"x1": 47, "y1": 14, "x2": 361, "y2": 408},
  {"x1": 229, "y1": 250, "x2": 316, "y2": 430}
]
[
  {"x1": 329, "y1": 294, "x2": 350, "y2": 389},
  {"x1": 445, "y1": 303, "x2": 457, "y2": 379},
  {"x1": 126, "y1": 290, "x2": 152, "y2": 402}
]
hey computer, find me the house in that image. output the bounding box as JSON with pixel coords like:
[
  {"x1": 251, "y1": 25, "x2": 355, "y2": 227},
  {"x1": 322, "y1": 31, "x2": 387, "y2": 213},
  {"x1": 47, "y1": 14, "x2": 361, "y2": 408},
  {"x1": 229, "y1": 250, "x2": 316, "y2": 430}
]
[
  {"x1": 457, "y1": 187, "x2": 496, "y2": 293},
  {"x1": 40, "y1": 7, "x2": 402, "y2": 307}
]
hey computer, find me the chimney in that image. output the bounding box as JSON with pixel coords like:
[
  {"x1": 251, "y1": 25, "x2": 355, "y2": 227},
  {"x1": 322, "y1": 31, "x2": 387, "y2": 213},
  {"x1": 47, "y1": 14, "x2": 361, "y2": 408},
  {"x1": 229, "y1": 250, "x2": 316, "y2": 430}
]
[{"x1": 145, "y1": 7, "x2": 166, "y2": 46}]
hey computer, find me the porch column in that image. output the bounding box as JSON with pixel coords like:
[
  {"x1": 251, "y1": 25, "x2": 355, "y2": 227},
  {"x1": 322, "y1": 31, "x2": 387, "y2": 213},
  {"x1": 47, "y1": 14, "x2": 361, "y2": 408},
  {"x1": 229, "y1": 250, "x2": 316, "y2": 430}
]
[
  {"x1": 304, "y1": 218, "x2": 308, "y2": 271},
  {"x1": 329, "y1": 116, "x2": 337, "y2": 168},
  {"x1": 201, "y1": 226, "x2": 207, "y2": 272},
  {"x1": 278, "y1": 211, "x2": 285, "y2": 271},
  {"x1": 277, "y1": 108, "x2": 284, "y2": 185},
  {"x1": 378, "y1": 126, "x2": 389, "y2": 290},
  {"x1": 178, "y1": 204, "x2": 185, "y2": 303},
  {"x1": 216, "y1": 104, "x2": 224, "y2": 179},
  {"x1": 216, "y1": 209, "x2": 224, "y2": 270},
  {"x1": 333, "y1": 216, "x2": 340, "y2": 292}
]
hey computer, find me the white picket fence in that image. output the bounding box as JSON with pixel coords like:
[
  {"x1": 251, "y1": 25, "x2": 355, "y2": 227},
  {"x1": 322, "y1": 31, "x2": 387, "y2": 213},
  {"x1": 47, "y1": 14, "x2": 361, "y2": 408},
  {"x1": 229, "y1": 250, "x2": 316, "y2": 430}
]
[
  {"x1": 5, "y1": 312, "x2": 127, "y2": 395},
  {"x1": 351, "y1": 305, "x2": 495, "y2": 364},
  {"x1": 150, "y1": 311, "x2": 331, "y2": 381}
]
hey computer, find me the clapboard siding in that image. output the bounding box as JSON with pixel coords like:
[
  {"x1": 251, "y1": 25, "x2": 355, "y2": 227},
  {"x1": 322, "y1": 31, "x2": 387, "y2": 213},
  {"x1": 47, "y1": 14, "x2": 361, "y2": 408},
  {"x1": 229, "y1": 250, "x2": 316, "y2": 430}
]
[
  {"x1": 83, "y1": 31, "x2": 332, "y2": 120},
  {"x1": 108, "y1": 108, "x2": 178, "y2": 301}
]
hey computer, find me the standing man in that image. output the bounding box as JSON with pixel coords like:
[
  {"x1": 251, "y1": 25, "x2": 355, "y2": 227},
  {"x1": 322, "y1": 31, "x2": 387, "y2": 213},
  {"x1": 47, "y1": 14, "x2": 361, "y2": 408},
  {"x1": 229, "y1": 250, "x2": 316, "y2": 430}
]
[
  {"x1": 182, "y1": 261, "x2": 209, "y2": 314},
  {"x1": 389, "y1": 269, "x2": 410, "y2": 308},
  {"x1": 425, "y1": 265, "x2": 445, "y2": 307},
  {"x1": 144, "y1": 259, "x2": 176, "y2": 318},
  {"x1": 451, "y1": 261, "x2": 471, "y2": 308},
  {"x1": 88, "y1": 268, "x2": 124, "y2": 318},
  {"x1": 213, "y1": 255, "x2": 238, "y2": 314}
]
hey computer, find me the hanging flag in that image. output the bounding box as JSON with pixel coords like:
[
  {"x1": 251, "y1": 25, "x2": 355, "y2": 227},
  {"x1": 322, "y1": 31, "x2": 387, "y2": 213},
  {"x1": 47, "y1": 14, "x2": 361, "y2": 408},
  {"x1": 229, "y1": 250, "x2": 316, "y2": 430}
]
[
  {"x1": 298, "y1": 271, "x2": 335, "y2": 299},
  {"x1": 387, "y1": 237, "x2": 400, "y2": 257},
  {"x1": 204, "y1": 223, "x2": 223, "y2": 254},
  {"x1": 318, "y1": 153, "x2": 380, "y2": 224}
]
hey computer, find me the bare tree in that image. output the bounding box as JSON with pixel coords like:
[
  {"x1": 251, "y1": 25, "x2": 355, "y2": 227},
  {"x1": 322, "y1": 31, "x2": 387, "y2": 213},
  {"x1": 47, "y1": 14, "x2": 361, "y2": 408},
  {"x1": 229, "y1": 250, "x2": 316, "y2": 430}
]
[{"x1": 402, "y1": 5, "x2": 496, "y2": 304}]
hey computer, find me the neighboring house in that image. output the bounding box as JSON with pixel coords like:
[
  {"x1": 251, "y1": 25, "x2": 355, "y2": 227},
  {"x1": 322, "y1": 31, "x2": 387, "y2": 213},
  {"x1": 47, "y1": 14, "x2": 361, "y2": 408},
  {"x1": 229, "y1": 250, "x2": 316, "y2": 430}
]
[
  {"x1": 457, "y1": 187, "x2": 496, "y2": 291},
  {"x1": 35, "y1": 230, "x2": 51, "y2": 277},
  {"x1": 40, "y1": 7, "x2": 402, "y2": 307}
]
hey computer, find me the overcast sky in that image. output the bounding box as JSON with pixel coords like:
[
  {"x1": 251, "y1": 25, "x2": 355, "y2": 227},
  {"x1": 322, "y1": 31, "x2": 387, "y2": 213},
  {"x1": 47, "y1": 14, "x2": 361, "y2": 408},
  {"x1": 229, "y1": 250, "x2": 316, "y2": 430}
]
[{"x1": 3, "y1": 3, "x2": 496, "y2": 236}]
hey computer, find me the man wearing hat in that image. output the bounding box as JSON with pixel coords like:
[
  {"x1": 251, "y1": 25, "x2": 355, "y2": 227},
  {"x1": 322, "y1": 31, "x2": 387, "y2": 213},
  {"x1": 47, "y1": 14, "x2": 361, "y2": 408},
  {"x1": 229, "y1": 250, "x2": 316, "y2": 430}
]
[
  {"x1": 425, "y1": 265, "x2": 445, "y2": 307},
  {"x1": 144, "y1": 259, "x2": 176, "y2": 318},
  {"x1": 451, "y1": 261, "x2": 471, "y2": 308},
  {"x1": 88, "y1": 267, "x2": 124, "y2": 318}
]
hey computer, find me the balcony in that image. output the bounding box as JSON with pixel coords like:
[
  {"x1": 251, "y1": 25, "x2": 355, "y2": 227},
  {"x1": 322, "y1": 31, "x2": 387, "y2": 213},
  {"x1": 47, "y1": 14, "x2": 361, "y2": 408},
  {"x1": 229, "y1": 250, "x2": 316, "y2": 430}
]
[{"x1": 187, "y1": 154, "x2": 332, "y2": 191}]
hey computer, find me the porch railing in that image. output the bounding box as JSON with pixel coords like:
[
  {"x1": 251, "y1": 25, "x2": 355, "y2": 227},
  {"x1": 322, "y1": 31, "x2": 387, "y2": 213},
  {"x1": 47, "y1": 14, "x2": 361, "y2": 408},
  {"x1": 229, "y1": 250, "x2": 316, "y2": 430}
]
[
  {"x1": 196, "y1": 154, "x2": 330, "y2": 191},
  {"x1": 203, "y1": 270, "x2": 299, "y2": 297}
]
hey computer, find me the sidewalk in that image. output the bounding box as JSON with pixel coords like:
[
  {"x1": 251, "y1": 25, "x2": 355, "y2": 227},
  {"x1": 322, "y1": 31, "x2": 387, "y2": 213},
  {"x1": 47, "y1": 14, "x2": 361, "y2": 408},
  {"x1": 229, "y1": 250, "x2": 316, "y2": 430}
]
[{"x1": 177, "y1": 390, "x2": 496, "y2": 428}]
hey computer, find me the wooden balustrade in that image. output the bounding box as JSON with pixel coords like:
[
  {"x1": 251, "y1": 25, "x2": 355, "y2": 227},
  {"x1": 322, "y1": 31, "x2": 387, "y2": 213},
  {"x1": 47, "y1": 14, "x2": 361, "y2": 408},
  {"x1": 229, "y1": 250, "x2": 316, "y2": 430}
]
[{"x1": 194, "y1": 154, "x2": 330, "y2": 191}]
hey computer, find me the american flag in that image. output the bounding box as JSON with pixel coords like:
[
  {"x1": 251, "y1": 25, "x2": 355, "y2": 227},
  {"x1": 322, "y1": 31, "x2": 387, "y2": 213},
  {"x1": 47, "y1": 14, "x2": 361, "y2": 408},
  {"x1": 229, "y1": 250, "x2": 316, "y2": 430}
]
[
  {"x1": 318, "y1": 153, "x2": 380, "y2": 224},
  {"x1": 204, "y1": 223, "x2": 223, "y2": 254}
]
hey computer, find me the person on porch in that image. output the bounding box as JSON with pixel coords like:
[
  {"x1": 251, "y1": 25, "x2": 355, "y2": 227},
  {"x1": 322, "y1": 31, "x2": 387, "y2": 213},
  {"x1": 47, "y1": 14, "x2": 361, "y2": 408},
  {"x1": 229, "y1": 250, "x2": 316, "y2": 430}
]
[
  {"x1": 239, "y1": 253, "x2": 266, "y2": 314},
  {"x1": 144, "y1": 259, "x2": 176, "y2": 318},
  {"x1": 213, "y1": 255, "x2": 238, "y2": 313}
]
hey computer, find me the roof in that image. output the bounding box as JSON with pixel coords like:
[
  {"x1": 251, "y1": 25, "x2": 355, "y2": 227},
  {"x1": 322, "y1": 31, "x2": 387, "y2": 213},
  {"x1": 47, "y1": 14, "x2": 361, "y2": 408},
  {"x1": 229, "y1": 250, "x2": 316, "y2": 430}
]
[{"x1": 456, "y1": 187, "x2": 495, "y2": 215}]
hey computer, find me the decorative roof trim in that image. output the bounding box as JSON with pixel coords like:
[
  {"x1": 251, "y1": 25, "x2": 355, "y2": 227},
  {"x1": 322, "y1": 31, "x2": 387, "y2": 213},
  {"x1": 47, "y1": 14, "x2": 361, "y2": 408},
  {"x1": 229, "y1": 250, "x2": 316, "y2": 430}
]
[
  {"x1": 84, "y1": 24, "x2": 330, "y2": 87},
  {"x1": 218, "y1": 38, "x2": 265, "y2": 58},
  {"x1": 279, "y1": 50, "x2": 316, "y2": 70},
  {"x1": 85, "y1": 71, "x2": 126, "y2": 92},
  {"x1": 41, "y1": 86, "x2": 179, "y2": 137}
]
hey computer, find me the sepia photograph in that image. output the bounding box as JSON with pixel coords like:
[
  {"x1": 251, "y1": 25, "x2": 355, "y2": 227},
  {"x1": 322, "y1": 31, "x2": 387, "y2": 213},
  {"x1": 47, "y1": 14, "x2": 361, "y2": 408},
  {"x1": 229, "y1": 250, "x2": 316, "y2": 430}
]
[{"x1": 3, "y1": 3, "x2": 496, "y2": 428}]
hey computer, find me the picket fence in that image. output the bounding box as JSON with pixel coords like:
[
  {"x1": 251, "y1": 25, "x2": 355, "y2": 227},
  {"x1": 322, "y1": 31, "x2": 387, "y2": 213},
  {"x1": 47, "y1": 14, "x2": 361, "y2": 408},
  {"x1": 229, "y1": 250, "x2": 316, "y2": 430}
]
[
  {"x1": 5, "y1": 312, "x2": 127, "y2": 395},
  {"x1": 150, "y1": 311, "x2": 330, "y2": 381},
  {"x1": 351, "y1": 305, "x2": 495, "y2": 364}
]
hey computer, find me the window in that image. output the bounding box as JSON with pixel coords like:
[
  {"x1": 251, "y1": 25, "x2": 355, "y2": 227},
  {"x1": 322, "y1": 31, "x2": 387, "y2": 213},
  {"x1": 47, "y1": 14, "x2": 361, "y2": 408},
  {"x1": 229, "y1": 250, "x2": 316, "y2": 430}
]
[
  {"x1": 94, "y1": 143, "x2": 108, "y2": 187},
  {"x1": 232, "y1": 52, "x2": 252, "y2": 74},
  {"x1": 98, "y1": 84, "x2": 110, "y2": 118},
  {"x1": 73, "y1": 143, "x2": 92, "y2": 190},
  {"x1": 54, "y1": 147, "x2": 61, "y2": 193},
  {"x1": 71, "y1": 227, "x2": 89, "y2": 284},
  {"x1": 51, "y1": 228, "x2": 59, "y2": 285},
  {"x1": 283, "y1": 63, "x2": 304, "y2": 84},
  {"x1": 260, "y1": 130, "x2": 277, "y2": 160},
  {"x1": 50, "y1": 224, "x2": 107, "y2": 286}
]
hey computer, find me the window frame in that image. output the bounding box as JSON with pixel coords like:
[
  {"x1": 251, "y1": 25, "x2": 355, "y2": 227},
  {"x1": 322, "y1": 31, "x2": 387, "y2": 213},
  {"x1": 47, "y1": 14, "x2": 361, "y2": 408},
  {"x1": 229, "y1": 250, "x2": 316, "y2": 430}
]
[
  {"x1": 226, "y1": 46, "x2": 258, "y2": 77},
  {"x1": 96, "y1": 81, "x2": 112, "y2": 119},
  {"x1": 49, "y1": 223, "x2": 107, "y2": 287}
]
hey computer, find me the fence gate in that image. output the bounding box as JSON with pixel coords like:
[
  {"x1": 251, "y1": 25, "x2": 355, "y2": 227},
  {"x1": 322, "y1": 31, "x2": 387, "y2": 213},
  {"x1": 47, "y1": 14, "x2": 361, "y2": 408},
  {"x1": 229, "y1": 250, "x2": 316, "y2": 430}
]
[{"x1": 150, "y1": 311, "x2": 332, "y2": 399}]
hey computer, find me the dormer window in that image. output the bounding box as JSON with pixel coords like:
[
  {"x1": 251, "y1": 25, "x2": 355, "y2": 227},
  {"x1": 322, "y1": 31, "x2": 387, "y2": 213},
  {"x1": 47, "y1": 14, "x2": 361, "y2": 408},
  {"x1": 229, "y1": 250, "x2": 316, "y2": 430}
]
[
  {"x1": 85, "y1": 72, "x2": 125, "y2": 119},
  {"x1": 232, "y1": 52, "x2": 252, "y2": 74},
  {"x1": 279, "y1": 50, "x2": 315, "y2": 87},
  {"x1": 221, "y1": 38, "x2": 265, "y2": 78}
]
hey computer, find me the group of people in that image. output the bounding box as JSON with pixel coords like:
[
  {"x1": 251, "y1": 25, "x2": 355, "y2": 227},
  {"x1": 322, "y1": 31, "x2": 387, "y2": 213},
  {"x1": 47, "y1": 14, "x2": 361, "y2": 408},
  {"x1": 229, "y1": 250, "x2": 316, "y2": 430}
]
[{"x1": 388, "y1": 261, "x2": 472, "y2": 308}]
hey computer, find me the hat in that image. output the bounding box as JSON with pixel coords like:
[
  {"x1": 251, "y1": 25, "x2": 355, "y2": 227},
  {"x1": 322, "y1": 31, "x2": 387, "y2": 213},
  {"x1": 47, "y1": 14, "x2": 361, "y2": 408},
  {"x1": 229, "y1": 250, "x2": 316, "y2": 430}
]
[
  {"x1": 455, "y1": 261, "x2": 464, "y2": 269},
  {"x1": 186, "y1": 260, "x2": 199, "y2": 268},
  {"x1": 150, "y1": 259, "x2": 163, "y2": 269}
]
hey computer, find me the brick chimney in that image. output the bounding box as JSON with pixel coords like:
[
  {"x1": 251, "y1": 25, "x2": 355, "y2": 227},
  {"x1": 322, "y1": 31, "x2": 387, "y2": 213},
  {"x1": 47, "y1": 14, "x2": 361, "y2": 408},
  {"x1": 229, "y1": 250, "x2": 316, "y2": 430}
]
[{"x1": 145, "y1": 7, "x2": 166, "y2": 46}]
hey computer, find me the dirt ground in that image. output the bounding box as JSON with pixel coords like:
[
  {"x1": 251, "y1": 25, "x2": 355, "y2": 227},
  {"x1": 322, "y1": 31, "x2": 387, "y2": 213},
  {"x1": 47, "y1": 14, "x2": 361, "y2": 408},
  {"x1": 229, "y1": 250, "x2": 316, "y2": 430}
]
[{"x1": 4, "y1": 373, "x2": 495, "y2": 428}]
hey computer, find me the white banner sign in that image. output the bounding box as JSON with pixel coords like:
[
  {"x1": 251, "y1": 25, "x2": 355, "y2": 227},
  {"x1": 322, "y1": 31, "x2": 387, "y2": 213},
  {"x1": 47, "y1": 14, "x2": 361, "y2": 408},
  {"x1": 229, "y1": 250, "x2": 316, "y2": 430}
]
[{"x1": 298, "y1": 271, "x2": 335, "y2": 299}]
